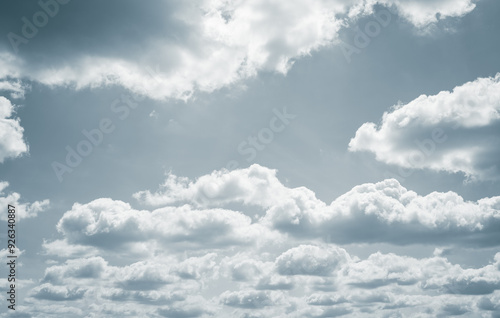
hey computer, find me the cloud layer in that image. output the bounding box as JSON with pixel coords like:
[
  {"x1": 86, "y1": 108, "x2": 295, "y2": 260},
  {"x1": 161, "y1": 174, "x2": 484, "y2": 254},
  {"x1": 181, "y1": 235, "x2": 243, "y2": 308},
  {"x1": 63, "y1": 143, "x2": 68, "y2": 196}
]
[
  {"x1": 349, "y1": 73, "x2": 500, "y2": 181},
  {"x1": 0, "y1": 1, "x2": 492, "y2": 317},
  {"x1": 24, "y1": 240, "x2": 500, "y2": 317},
  {"x1": 13, "y1": 164, "x2": 500, "y2": 317},
  {"x1": 1, "y1": 0, "x2": 478, "y2": 101},
  {"x1": 133, "y1": 164, "x2": 500, "y2": 247}
]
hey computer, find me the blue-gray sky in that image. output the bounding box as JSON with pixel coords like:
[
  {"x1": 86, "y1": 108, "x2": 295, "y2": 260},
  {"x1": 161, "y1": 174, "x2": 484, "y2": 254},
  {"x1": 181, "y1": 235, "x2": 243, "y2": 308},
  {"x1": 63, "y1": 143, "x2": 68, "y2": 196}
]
[{"x1": 1, "y1": 0, "x2": 500, "y2": 317}]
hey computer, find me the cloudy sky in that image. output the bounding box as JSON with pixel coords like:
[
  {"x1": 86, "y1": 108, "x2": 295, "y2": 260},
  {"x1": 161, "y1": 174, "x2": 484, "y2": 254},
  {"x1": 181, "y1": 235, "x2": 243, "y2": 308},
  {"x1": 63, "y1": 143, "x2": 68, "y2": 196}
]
[{"x1": 1, "y1": 0, "x2": 500, "y2": 317}]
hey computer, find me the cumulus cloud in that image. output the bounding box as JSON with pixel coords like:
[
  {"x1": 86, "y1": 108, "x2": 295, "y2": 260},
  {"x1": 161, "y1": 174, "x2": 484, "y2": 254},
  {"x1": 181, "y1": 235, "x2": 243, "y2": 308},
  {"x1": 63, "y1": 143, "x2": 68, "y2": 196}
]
[
  {"x1": 26, "y1": 253, "x2": 220, "y2": 317},
  {"x1": 157, "y1": 298, "x2": 216, "y2": 318},
  {"x1": 31, "y1": 284, "x2": 87, "y2": 301},
  {"x1": 275, "y1": 245, "x2": 350, "y2": 276},
  {"x1": 24, "y1": 164, "x2": 500, "y2": 316},
  {"x1": 349, "y1": 73, "x2": 500, "y2": 181},
  {"x1": 48, "y1": 197, "x2": 282, "y2": 258},
  {"x1": 220, "y1": 290, "x2": 278, "y2": 309},
  {"x1": 0, "y1": 96, "x2": 28, "y2": 163},
  {"x1": 23, "y1": 252, "x2": 221, "y2": 314},
  {"x1": 0, "y1": 181, "x2": 49, "y2": 221},
  {"x1": 1, "y1": 0, "x2": 479, "y2": 101},
  {"x1": 41, "y1": 257, "x2": 107, "y2": 285},
  {"x1": 269, "y1": 178, "x2": 500, "y2": 247},
  {"x1": 134, "y1": 164, "x2": 500, "y2": 247},
  {"x1": 132, "y1": 164, "x2": 295, "y2": 208},
  {"x1": 23, "y1": 240, "x2": 500, "y2": 317}
]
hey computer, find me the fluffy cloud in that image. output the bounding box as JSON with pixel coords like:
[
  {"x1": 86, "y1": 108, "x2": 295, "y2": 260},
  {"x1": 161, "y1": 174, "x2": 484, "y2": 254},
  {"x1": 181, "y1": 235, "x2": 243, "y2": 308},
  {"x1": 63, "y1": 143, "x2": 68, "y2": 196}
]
[
  {"x1": 24, "y1": 164, "x2": 500, "y2": 316},
  {"x1": 0, "y1": 96, "x2": 28, "y2": 163},
  {"x1": 134, "y1": 164, "x2": 500, "y2": 247},
  {"x1": 269, "y1": 178, "x2": 500, "y2": 247},
  {"x1": 220, "y1": 290, "x2": 279, "y2": 309},
  {"x1": 21, "y1": 241, "x2": 500, "y2": 317},
  {"x1": 0, "y1": 181, "x2": 49, "y2": 221},
  {"x1": 41, "y1": 257, "x2": 107, "y2": 285},
  {"x1": 31, "y1": 284, "x2": 87, "y2": 301},
  {"x1": 132, "y1": 164, "x2": 295, "y2": 208},
  {"x1": 1, "y1": 0, "x2": 479, "y2": 101},
  {"x1": 23, "y1": 253, "x2": 221, "y2": 316},
  {"x1": 275, "y1": 245, "x2": 350, "y2": 276},
  {"x1": 49, "y1": 197, "x2": 282, "y2": 258},
  {"x1": 349, "y1": 73, "x2": 500, "y2": 181}
]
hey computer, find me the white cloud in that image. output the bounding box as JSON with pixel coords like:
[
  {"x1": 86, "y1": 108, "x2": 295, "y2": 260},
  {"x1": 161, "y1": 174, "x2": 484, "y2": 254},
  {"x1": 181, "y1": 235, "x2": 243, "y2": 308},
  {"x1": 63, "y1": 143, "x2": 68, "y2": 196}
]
[
  {"x1": 349, "y1": 73, "x2": 500, "y2": 181},
  {"x1": 267, "y1": 178, "x2": 500, "y2": 246},
  {"x1": 42, "y1": 239, "x2": 95, "y2": 258},
  {"x1": 173, "y1": 253, "x2": 219, "y2": 281},
  {"x1": 41, "y1": 257, "x2": 107, "y2": 285},
  {"x1": 0, "y1": 181, "x2": 49, "y2": 221},
  {"x1": 113, "y1": 261, "x2": 178, "y2": 291},
  {"x1": 31, "y1": 284, "x2": 87, "y2": 301},
  {"x1": 25, "y1": 252, "x2": 222, "y2": 316},
  {"x1": 219, "y1": 290, "x2": 279, "y2": 309},
  {"x1": 275, "y1": 245, "x2": 350, "y2": 276},
  {"x1": 0, "y1": 96, "x2": 29, "y2": 163},
  {"x1": 23, "y1": 239, "x2": 500, "y2": 317},
  {"x1": 26, "y1": 163, "x2": 500, "y2": 316},
  {"x1": 133, "y1": 164, "x2": 296, "y2": 208},
  {"x1": 0, "y1": 79, "x2": 29, "y2": 99},
  {"x1": 2, "y1": 0, "x2": 479, "y2": 101},
  {"x1": 306, "y1": 293, "x2": 348, "y2": 306},
  {"x1": 51, "y1": 197, "x2": 282, "y2": 258},
  {"x1": 134, "y1": 164, "x2": 500, "y2": 247},
  {"x1": 0, "y1": 52, "x2": 22, "y2": 80}
]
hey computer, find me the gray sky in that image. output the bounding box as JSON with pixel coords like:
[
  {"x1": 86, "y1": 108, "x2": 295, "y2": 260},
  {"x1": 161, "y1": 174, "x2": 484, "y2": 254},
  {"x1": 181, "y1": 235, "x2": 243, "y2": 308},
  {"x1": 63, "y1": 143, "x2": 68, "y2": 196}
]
[{"x1": 1, "y1": 0, "x2": 500, "y2": 317}]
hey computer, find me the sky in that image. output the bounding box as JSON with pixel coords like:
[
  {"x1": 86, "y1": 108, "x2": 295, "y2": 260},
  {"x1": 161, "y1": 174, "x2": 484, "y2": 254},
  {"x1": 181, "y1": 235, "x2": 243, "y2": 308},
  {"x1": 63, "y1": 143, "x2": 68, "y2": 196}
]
[{"x1": 0, "y1": 0, "x2": 500, "y2": 317}]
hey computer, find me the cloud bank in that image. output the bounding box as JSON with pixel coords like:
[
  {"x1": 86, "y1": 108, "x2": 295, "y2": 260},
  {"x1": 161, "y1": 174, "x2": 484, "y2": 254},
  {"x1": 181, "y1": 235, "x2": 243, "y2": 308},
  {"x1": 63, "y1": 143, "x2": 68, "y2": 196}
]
[
  {"x1": 1, "y1": 0, "x2": 478, "y2": 101},
  {"x1": 133, "y1": 164, "x2": 500, "y2": 247},
  {"x1": 16, "y1": 164, "x2": 500, "y2": 317}
]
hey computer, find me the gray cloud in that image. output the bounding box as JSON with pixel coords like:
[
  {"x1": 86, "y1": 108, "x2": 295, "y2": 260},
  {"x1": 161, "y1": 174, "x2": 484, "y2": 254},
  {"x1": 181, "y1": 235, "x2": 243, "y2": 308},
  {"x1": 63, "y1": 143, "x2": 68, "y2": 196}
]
[
  {"x1": 0, "y1": 0, "x2": 479, "y2": 101},
  {"x1": 2, "y1": 1, "x2": 498, "y2": 317},
  {"x1": 220, "y1": 290, "x2": 277, "y2": 309},
  {"x1": 41, "y1": 257, "x2": 106, "y2": 284},
  {"x1": 157, "y1": 305, "x2": 210, "y2": 318},
  {"x1": 31, "y1": 284, "x2": 86, "y2": 301},
  {"x1": 22, "y1": 236, "x2": 500, "y2": 317}
]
